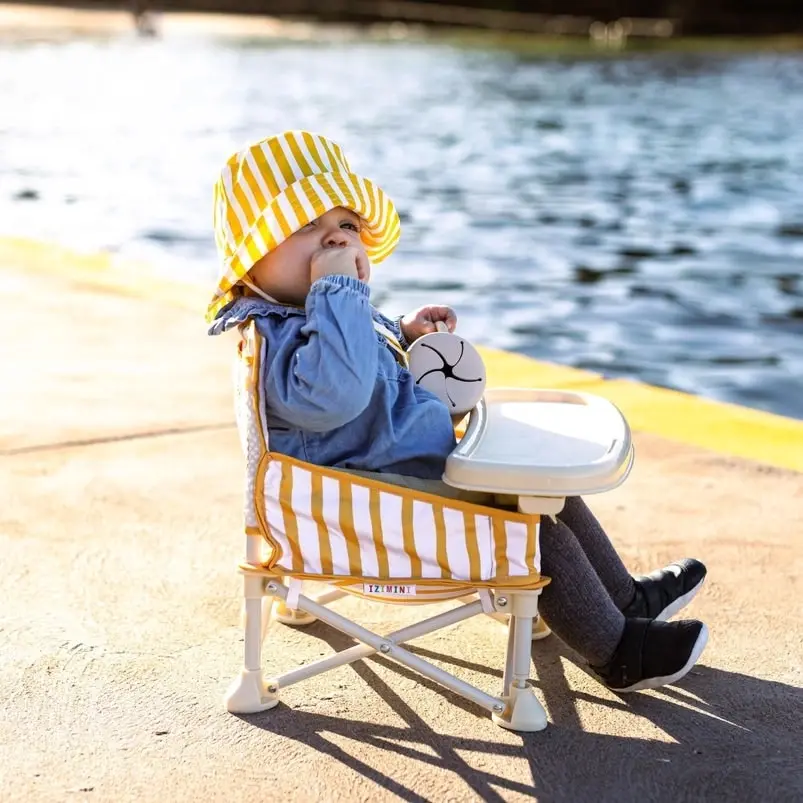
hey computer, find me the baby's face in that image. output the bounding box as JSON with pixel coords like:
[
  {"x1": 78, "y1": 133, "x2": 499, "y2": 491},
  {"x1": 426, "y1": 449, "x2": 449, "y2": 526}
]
[{"x1": 249, "y1": 206, "x2": 369, "y2": 306}]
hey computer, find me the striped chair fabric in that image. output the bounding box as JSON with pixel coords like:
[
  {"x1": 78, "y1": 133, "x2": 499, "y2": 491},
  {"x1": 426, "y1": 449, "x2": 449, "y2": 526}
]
[{"x1": 235, "y1": 320, "x2": 549, "y2": 599}]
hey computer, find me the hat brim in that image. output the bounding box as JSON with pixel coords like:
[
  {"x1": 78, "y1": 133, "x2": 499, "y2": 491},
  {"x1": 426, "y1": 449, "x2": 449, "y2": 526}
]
[{"x1": 207, "y1": 171, "x2": 400, "y2": 322}]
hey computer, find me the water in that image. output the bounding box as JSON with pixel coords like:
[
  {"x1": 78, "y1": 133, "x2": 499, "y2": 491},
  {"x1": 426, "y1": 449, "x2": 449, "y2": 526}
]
[{"x1": 2, "y1": 29, "x2": 802, "y2": 419}]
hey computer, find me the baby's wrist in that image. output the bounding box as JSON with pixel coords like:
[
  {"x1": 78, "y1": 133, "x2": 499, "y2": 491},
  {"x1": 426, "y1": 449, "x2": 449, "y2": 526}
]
[{"x1": 396, "y1": 319, "x2": 411, "y2": 348}]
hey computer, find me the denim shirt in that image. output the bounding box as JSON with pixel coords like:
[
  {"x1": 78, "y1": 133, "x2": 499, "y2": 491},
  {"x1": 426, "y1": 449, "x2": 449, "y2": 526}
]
[{"x1": 209, "y1": 274, "x2": 456, "y2": 479}]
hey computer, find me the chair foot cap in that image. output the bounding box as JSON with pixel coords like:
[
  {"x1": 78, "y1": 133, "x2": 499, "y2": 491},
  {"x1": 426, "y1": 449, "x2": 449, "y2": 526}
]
[
  {"x1": 492, "y1": 686, "x2": 548, "y2": 732},
  {"x1": 224, "y1": 670, "x2": 279, "y2": 714},
  {"x1": 531, "y1": 616, "x2": 552, "y2": 641},
  {"x1": 274, "y1": 602, "x2": 317, "y2": 626}
]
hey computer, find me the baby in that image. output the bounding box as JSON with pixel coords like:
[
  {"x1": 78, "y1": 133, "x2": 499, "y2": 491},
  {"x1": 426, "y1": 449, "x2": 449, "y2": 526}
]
[{"x1": 208, "y1": 131, "x2": 708, "y2": 692}]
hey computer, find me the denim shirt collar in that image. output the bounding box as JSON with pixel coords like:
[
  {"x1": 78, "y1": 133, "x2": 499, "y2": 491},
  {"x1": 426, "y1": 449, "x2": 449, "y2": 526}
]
[
  {"x1": 207, "y1": 293, "x2": 398, "y2": 342},
  {"x1": 207, "y1": 295, "x2": 304, "y2": 336}
]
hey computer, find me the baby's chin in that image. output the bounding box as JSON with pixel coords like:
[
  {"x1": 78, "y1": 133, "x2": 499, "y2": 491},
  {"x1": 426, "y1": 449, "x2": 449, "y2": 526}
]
[
  {"x1": 261, "y1": 285, "x2": 307, "y2": 307},
  {"x1": 284, "y1": 291, "x2": 309, "y2": 307}
]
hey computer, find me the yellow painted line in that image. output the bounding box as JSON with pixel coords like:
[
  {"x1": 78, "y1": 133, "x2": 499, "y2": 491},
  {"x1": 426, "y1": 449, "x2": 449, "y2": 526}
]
[
  {"x1": 481, "y1": 343, "x2": 802, "y2": 472},
  {"x1": 3, "y1": 236, "x2": 801, "y2": 472},
  {"x1": 581, "y1": 378, "x2": 803, "y2": 472}
]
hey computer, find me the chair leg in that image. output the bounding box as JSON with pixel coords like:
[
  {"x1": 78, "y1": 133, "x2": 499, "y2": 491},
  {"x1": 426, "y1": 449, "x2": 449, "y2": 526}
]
[
  {"x1": 502, "y1": 617, "x2": 515, "y2": 696},
  {"x1": 271, "y1": 579, "x2": 316, "y2": 626},
  {"x1": 225, "y1": 575, "x2": 279, "y2": 713},
  {"x1": 260, "y1": 594, "x2": 274, "y2": 642},
  {"x1": 273, "y1": 582, "x2": 348, "y2": 625},
  {"x1": 493, "y1": 590, "x2": 548, "y2": 732},
  {"x1": 486, "y1": 610, "x2": 552, "y2": 640}
]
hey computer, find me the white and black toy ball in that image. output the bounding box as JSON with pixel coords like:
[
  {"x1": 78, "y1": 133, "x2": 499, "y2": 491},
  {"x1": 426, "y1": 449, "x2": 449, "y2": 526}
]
[{"x1": 407, "y1": 322, "x2": 487, "y2": 416}]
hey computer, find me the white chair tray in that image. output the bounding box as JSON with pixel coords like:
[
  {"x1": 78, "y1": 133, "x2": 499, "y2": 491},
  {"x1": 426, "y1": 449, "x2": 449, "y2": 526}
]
[{"x1": 443, "y1": 388, "x2": 634, "y2": 497}]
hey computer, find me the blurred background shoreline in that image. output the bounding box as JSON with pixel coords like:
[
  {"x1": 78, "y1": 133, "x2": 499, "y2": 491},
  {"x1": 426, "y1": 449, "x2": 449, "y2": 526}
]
[
  {"x1": 5, "y1": 1, "x2": 803, "y2": 48},
  {"x1": 7, "y1": 0, "x2": 803, "y2": 39},
  {"x1": 2, "y1": 1, "x2": 802, "y2": 420}
]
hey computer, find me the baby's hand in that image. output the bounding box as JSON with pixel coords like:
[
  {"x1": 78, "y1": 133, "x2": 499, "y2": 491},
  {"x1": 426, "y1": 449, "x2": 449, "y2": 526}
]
[
  {"x1": 400, "y1": 305, "x2": 458, "y2": 345},
  {"x1": 311, "y1": 246, "x2": 369, "y2": 284}
]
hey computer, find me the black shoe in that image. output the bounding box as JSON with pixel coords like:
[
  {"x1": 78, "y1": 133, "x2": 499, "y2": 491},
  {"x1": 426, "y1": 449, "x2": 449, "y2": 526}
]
[
  {"x1": 622, "y1": 558, "x2": 707, "y2": 621},
  {"x1": 591, "y1": 617, "x2": 708, "y2": 693}
]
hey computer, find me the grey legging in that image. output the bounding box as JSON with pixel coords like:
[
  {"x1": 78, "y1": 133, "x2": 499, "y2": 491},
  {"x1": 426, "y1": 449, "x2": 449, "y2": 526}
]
[{"x1": 538, "y1": 496, "x2": 633, "y2": 665}]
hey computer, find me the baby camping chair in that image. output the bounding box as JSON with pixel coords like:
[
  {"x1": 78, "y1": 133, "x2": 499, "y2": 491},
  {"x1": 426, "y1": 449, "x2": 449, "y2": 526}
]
[{"x1": 226, "y1": 320, "x2": 634, "y2": 732}]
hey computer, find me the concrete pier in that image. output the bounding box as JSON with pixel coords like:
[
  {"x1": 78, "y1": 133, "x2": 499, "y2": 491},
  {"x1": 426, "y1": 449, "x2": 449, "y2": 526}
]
[{"x1": 1, "y1": 238, "x2": 801, "y2": 801}]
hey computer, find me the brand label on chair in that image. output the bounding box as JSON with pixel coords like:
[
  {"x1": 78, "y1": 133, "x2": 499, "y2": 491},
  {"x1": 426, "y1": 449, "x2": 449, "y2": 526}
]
[{"x1": 363, "y1": 583, "x2": 417, "y2": 597}]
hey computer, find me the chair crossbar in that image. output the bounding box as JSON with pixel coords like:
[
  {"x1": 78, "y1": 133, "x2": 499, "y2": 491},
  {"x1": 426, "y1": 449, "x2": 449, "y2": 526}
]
[
  {"x1": 273, "y1": 595, "x2": 486, "y2": 689},
  {"x1": 265, "y1": 582, "x2": 505, "y2": 714}
]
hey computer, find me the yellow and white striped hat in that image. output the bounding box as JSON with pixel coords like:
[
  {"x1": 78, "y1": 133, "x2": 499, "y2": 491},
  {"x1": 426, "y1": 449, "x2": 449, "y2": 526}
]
[{"x1": 208, "y1": 130, "x2": 401, "y2": 321}]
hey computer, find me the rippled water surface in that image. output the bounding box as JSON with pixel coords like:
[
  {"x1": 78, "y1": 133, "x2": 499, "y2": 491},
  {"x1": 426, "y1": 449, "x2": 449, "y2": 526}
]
[{"x1": 2, "y1": 31, "x2": 802, "y2": 418}]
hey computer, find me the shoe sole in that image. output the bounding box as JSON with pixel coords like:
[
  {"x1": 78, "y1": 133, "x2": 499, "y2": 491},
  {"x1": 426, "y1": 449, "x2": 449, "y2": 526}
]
[
  {"x1": 655, "y1": 576, "x2": 706, "y2": 622},
  {"x1": 615, "y1": 623, "x2": 709, "y2": 693}
]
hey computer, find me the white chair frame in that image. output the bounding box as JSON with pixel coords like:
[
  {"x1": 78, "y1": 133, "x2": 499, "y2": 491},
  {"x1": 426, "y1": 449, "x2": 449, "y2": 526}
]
[{"x1": 226, "y1": 535, "x2": 550, "y2": 732}]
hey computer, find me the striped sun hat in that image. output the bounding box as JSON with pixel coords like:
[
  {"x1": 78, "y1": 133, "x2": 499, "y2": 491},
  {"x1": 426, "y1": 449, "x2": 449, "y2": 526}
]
[{"x1": 208, "y1": 130, "x2": 401, "y2": 321}]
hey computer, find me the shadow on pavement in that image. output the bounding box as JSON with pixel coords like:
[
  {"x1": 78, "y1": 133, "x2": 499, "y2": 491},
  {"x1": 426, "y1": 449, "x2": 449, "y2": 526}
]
[{"x1": 237, "y1": 626, "x2": 802, "y2": 802}]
